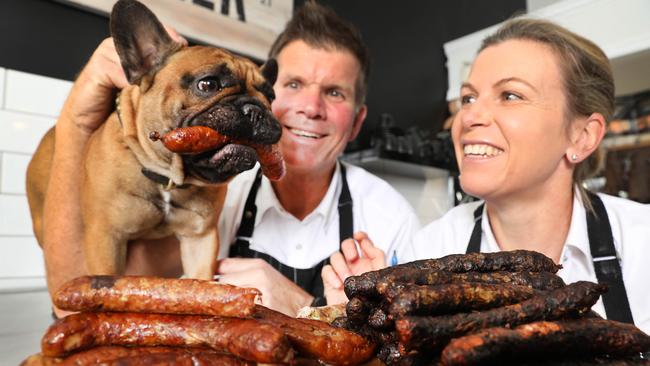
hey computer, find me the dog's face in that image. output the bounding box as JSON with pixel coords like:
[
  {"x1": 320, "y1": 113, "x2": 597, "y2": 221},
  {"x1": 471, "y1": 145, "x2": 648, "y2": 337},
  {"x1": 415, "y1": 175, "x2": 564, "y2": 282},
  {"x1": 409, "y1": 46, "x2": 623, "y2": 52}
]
[{"x1": 111, "y1": 0, "x2": 281, "y2": 184}]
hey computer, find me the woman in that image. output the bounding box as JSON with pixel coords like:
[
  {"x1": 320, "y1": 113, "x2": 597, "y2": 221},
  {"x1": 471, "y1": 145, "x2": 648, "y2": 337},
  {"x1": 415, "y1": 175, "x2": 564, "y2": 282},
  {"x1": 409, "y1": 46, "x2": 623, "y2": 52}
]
[
  {"x1": 323, "y1": 18, "x2": 649, "y2": 333},
  {"x1": 410, "y1": 18, "x2": 649, "y2": 333}
]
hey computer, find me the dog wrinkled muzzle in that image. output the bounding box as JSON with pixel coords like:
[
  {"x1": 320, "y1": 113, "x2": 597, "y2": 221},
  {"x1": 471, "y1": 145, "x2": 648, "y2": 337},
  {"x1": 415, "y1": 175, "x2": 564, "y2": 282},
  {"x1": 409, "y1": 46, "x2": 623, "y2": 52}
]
[{"x1": 182, "y1": 95, "x2": 282, "y2": 183}]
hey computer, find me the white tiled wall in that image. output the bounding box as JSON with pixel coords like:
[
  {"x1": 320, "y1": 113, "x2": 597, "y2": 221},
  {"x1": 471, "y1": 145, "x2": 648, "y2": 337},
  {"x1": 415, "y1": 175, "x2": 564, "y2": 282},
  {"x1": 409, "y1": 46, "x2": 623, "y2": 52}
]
[{"x1": 0, "y1": 66, "x2": 72, "y2": 291}]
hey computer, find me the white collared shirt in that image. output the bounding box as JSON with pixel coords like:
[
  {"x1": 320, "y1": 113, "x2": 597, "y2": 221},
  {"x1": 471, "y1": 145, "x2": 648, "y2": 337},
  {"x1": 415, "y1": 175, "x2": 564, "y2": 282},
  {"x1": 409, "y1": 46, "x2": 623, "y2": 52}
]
[
  {"x1": 410, "y1": 193, "x2": 650, "y2": 334},
  {"x1": 219, "y1": 162, "x2": 420, "y2": 269}
]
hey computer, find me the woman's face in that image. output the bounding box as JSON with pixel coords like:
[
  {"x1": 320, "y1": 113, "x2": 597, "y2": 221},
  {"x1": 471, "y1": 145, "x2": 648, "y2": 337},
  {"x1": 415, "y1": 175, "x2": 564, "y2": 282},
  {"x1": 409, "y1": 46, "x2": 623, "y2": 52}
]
[{"x1": 452, "y1": 39, "x2": 574, "y2": 201}]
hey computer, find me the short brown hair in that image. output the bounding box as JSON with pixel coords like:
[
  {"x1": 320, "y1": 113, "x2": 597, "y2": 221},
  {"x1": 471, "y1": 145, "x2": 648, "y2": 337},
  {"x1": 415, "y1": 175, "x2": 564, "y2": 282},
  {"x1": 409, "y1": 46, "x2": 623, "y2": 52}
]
[
  {"x1": 480, "y1": 18, "x2": 614, "y2": 207},
  {"x1": 268, "y1": 0, "x2": 370, "y2": 105}
]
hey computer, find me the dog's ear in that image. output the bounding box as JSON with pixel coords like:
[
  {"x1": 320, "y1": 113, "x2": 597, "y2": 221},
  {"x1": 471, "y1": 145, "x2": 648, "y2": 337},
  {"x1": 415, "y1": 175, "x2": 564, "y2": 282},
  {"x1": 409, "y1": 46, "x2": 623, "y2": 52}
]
[
  {"x1": 260, "y1": 58, "x2": 278, "y2": 86},
  {"x1": 110, "y1": 0, "x2": 182, "y2": 86}
]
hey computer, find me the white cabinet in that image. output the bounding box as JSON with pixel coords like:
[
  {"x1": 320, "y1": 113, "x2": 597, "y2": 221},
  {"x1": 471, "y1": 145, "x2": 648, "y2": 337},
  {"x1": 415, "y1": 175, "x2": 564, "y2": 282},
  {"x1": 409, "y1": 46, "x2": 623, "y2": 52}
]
[{"x1": 443, "y1": 0, "x2": 650, "y2": 101}]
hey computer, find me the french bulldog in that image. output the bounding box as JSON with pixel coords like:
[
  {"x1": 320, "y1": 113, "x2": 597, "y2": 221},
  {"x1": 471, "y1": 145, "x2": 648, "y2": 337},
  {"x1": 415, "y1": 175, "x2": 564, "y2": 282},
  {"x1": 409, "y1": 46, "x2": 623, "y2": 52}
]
[{"x1": 26, "y1": 0, "x2": 282, "y2": 280}]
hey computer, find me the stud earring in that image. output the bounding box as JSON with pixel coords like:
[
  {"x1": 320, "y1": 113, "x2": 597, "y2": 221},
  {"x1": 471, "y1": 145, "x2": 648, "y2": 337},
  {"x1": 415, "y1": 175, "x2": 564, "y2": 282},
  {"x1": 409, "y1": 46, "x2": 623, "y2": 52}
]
[{"x1": 571, "y1": 153, "x2": 578, "y2": 161}]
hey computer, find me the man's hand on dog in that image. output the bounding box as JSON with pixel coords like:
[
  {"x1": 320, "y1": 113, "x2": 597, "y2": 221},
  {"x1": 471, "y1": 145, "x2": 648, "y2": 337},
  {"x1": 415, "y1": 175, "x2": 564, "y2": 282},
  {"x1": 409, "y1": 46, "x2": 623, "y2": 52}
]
[
  {"x1": 216, "y1": 258, "x2": 314, "y2": 316},
  {"x1": 321, "y1": 231, "x2": 387, "y2": 305},
  {"x1": 62, "y1": 27, "x2": 186, "y2": 136}
]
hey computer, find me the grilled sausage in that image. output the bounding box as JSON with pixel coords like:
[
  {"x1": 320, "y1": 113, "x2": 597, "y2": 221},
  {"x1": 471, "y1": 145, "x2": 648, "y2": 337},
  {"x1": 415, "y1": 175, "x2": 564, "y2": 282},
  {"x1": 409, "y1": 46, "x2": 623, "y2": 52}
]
[
  {"x1": 151, "y1": 126, "x2": 285, "y2": 180},
  {"x1": 99, "y1": 350, "x2": 253, "y2": 366},
  {"x1": 441, "y1": 319, "x2": 650, "y2": 366},
  {"x1": 395, "y1": 281, "x2": 606, "y2": 351},
  {"x1": 41, "y1": 312, "x2": 293, "y2": 364},
  {"x1": 345, "y1": 250, "x2": 562, "y2": 299},
  {"x1": 376, "y1": 270, "x2": 564, "y2": 299},
  {"x1": 388, "y1": 283, "x2": 537, "y2": 317},
  {"x1": 151, "y1": 126, "x2": 229, "y2": 154},
  {"x1": 251, "y1": 142, "x2": 285, "y2": 181},
  {"x1": 253, "y1": 305, "x2": 376, "y2": 366},
  {"x1": 54, "y1": 276, "x2": 259, "y2": 318}
]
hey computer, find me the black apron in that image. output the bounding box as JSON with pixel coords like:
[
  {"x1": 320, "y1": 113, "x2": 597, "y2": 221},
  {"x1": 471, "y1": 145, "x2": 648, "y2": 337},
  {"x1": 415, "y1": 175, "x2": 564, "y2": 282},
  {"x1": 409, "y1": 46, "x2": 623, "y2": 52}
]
[
  {"x1": 229, "y1": 163, "x2": 353, "y2": 306},
  {"x1": 466, "y1": 191, "x2": 634, "y2": 324}
]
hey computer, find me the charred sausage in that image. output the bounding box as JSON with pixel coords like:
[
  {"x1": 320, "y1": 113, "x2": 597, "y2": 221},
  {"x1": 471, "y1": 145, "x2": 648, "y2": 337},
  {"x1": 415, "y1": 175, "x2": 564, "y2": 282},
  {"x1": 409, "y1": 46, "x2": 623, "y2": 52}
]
[
  {"x1": 441, "y1": 319, "x2": 650, "y2": 366},
  {"x1": 395, "y1": 281, "x2": 606, "y2": 351}
]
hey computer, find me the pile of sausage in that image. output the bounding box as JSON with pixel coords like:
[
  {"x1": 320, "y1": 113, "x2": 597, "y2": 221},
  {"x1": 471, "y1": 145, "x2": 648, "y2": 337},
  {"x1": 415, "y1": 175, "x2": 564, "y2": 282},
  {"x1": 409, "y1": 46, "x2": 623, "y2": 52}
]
[
  {"x1": 21, "y1": 276, "x2": 376, "y2": 366},
  {"x1": 334, "y1": 250, "x2": 650, "y2": 366},
  {"x1": 151, "y1": 126, "x2": 285, "y2": 180}
]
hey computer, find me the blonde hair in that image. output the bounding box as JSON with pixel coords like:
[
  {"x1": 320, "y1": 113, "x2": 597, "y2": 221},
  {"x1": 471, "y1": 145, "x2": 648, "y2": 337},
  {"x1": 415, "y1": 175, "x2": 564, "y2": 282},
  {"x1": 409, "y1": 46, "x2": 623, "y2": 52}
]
[{"x1": 480, "y1": 18, "x2": 614, "y2": 207}]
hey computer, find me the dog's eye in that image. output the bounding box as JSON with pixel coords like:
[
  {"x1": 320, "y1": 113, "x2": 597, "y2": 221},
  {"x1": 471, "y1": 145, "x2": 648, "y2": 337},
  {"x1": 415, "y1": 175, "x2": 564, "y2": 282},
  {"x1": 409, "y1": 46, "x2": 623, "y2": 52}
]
[{"x1": 197, "y1": 78, "x2": 220, "y2": 93}]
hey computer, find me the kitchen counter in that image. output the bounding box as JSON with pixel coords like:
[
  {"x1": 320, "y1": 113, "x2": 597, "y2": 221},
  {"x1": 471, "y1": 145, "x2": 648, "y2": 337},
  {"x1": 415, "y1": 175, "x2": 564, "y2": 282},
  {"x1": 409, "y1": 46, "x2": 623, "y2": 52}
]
[{"x1": 0, "y1": 289, "x2": 53, "y2": 365}]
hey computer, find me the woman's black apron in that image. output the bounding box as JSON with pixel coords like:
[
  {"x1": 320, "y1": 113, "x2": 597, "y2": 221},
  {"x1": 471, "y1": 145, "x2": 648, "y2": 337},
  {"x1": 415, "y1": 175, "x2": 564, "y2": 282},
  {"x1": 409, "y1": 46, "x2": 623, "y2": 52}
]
[
  {"x1": 466, "y1": 191, "x2": 634, "y2": 323},
  {"x1": 229, "y1": 164, "x2": 353, "y2": 306}
]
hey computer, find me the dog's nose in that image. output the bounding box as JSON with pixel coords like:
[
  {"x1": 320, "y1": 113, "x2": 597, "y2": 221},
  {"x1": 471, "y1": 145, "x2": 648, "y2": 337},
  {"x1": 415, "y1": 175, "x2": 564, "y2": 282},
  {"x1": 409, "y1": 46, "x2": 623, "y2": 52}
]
[{"x1": 243, "y1": 103, "x2": 282, "y2": 145}]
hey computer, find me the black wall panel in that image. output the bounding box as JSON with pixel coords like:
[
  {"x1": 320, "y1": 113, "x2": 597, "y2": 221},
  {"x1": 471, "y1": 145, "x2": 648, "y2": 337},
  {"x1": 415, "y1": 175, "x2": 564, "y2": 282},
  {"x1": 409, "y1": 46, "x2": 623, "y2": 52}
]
[
  {"x1": 0, "y1": 0, "x2": 109, "y2": 81},
  {"x1": 295, "y1": 0, "x2": 526, "y2": 150}
]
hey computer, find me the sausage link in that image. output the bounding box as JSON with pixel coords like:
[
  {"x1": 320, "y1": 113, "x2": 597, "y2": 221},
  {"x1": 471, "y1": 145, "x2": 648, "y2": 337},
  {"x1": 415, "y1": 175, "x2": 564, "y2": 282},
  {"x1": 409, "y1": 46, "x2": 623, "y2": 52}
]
[
  {"x1": 441, "y1": 319, "x2": 650, "y2": 366},
  {"x1": 41, "y1": 312, "x2": 293, "y2": 364},
  {"x1": 152, "y1": 126, "x2": 230, "y2": 154},
  {"x1": 395, "y1": 281, "x2": 606, "y2": 351},
  {"x1": 388, "y1": 283, "x2": 537, "y2": 317},
  {"x1": 101, "y1": 350, "x2": 254, "y2": 366},
  {"x1": 253, "y1": 305, "x2": 376, "y2": 366},
  {"x1": 54, "y1": 276, "x2": 259, "y2": 317},
  {"x1": 345, "y1": 250, "x2": 562, "y2": 299},
  {"x1": 251, "y1": 142, "x2": 285, "y2": 180},
  {"x1": 377, "y1": 270, "x2": 564, "y2": 299}
]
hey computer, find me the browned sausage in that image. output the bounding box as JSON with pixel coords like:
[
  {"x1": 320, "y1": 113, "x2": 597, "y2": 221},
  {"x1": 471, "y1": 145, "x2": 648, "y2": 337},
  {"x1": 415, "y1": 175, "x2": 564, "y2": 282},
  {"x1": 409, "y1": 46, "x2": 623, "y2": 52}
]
[
  {"x1": 150, "y1": 126, "x2": 230, "y2": 154},
  {"x1": 41, "y1": 312, "x2": 293, "y2": 364},
  {"x1": 441, "y1": 319, "x2": 650, "y2": 366},
  {"x1": 376, "y1": 270, "x2": 565, "y2": 299},
  {"x1": 388, "y1": 282, "x2": 537, "y2": 317},
  {"x1": 345, "y1": 250, "x2": 562, "y2": 299},
  {"x1": 53, "y1": 276, "x2": 259, "y2": 317},
  {"x1": 53, "y1": 346, "x2": 250, "y2": 366},
  {"x1": 19, "y1": 354, "x2": 61, "y2": 366},
  {"x1": 395, "y1": 281, "x2": 606, "y2": 351},
  {"x1": 151, "y1": 126, "x2": 285, "y2": 180},
  {"x1": 100, "y1": 350, "x2": 253, "y2": 366},
  {"x1": 253, "y1": 305, "x2": 376, "y2": 366},
  {"x1": 251, "y1": 142, "x2": 285, "y2": 181}
]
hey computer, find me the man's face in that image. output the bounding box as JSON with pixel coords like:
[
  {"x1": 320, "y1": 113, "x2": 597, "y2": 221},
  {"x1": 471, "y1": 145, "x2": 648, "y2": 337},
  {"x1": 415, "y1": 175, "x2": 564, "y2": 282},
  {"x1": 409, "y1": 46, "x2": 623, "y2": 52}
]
[{"x1": 271, "y1": 40, "x2": 367, "y2": 175}]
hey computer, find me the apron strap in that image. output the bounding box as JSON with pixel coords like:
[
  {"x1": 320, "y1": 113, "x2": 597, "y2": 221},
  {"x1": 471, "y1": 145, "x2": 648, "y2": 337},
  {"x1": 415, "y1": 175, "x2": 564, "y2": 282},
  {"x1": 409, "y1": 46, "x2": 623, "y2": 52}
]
[
  {"x1": 229, "y1": 162, "x2": 353, "y2": 304},
  {"x1": 464, "y1": 193, "x2": 633, "y2": 323},
  {"x1": 466, "y1": 203, "x2": 484, "y2": 254},
  {"x1": 586, "y1": 191, "x2": 634, "y2": 324}
]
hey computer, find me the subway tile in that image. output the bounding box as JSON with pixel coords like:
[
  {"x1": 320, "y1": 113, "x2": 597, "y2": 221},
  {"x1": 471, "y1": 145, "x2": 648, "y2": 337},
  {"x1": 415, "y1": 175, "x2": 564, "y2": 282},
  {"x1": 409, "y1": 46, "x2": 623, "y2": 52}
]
[
  {"x1": 0, "y1": 236, "x2": 45, "y2": 278},
  {"x1": 2, "y1": 153, "x2": 31, "y2": 194},
  {"x1": 0, "y1": 194, "x2": 33, "y2": 236},
  {"x1": 0, "y1": 67, "x2": 5, "y2": 109},
  {"x1": 0, "y1": 110, "x2": 54, "y2": 154},
  {"x1": 5, "y1": 69, "x2": 72, "y2": 117}
]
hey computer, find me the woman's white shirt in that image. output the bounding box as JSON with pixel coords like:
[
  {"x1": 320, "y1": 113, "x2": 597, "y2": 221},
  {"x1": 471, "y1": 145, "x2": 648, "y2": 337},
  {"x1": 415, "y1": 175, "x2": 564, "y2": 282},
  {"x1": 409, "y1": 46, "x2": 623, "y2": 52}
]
[{"x1": 410, "y1": 193, "x2": 650, "y2": 334}]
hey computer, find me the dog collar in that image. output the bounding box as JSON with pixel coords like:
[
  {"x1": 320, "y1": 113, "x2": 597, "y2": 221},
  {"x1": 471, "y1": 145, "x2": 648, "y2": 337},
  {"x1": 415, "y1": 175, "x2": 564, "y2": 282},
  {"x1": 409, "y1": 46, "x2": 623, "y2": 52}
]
[{"x1": 141, "y1": 168, "x2": 189, "y2": 190}]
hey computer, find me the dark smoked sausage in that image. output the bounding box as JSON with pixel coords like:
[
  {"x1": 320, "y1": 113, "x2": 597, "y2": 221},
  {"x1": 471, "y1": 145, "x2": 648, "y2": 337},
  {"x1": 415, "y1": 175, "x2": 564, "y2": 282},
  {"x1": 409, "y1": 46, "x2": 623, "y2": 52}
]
[
  {"x1": 345, "y1": 250, "x2": 562, "y2": 299},
  {"x1": 395, "y1": 281, "x2": 607, "y2": 351},
  {"x1": 441, "y1": 319, "x2": 650, "y2": 366}
]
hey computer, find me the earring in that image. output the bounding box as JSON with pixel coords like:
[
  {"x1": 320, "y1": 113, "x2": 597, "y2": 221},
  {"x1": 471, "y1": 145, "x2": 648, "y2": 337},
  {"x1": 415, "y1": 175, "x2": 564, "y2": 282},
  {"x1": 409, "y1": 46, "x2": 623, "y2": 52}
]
[{"x1": 571, "y1": 153, "x2": 578, "y2": 161}]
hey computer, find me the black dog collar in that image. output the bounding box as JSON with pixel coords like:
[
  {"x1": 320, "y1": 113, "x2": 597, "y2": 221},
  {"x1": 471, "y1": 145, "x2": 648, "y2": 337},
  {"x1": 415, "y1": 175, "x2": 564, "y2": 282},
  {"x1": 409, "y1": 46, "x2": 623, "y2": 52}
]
[{"x1": 141, "y1": 168, "x2": 189, "y2": 190}]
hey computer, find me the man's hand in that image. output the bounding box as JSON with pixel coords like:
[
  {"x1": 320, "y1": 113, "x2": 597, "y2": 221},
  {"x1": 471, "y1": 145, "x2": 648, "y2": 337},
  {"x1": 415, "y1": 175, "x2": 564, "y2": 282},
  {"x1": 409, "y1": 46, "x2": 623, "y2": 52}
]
[
  {"x1": 321, "y1": 231, "x2": 387, "y2": 305},
  {"x1": 63, "y1": 27, "x2": 187, "y2": 135},
  {"x1": 216, "y1": 258, "x2": 313, "y2": 317}
]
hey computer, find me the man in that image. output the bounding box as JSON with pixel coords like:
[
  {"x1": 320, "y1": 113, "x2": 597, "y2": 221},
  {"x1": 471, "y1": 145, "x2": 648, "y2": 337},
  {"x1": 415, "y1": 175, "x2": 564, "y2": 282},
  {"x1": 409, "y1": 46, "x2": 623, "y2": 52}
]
[{"x1": 42, "y1": 1, "x2": 419, "y2": 317}]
